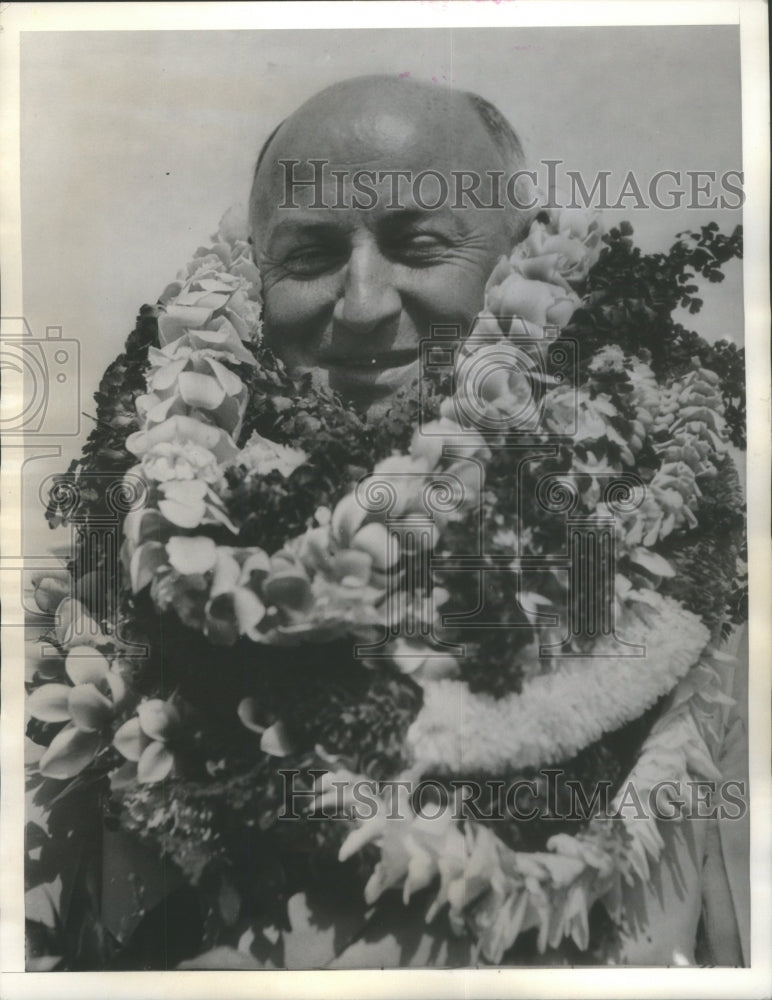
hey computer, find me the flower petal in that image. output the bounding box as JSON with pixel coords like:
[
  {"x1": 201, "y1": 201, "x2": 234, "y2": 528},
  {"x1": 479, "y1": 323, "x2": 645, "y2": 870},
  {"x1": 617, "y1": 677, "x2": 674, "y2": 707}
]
[
  {"x1": 260, "y1": 721, "x2": 294, "y2": 757},
  {"x1": 67, "y1": 684, "x2": 114, "y2": 732},
  {"x1": 32, "y1": 573, "x2": 71, "y2": 614},
  {"x1": 232, "y1": 587, "x2": 266, "y2": 638},
  {"x1": 109, "y1": 760, "x2": 138, "y2": 792},
  {"x1": 39, "y1": 725, "x2": 102, "y2": 780},
  {"x1": 126, "y1": 414, "x2": 238, "y2": 463},
  {"x1": 64, "y1": 647, "x2": 110, "y2": 687},
  {"x1": 162, "y1": 478, "x2": 208, "y2": 502},
  {"x1": 207, "y1": 358, "x2": 244, "y2": 397},
  {"x1": 122, "y1": 506, "x2": 157, "y2": 548},
  {"x1": 158, "y1": 305, "x2": 214, "y2": 345},
  {"x1": 330, "y1": 549, "x2": 373, "y2": 585},
  {"x1": 210, "y1": 549, "x2": 242, "y2": 597},
  {"x1": 137, "y1": 741, "x2": 175, "y2": 783},
  {"x1": 237, "y1": 697, "x2": 264, "y2": 734},
  {"x1": 129, "y1": 541, "x2": 168, "y2": 593},
  {"x1": 158, "y1": 496, "x2": 207, "y2": 529},
  {"x1": 54, "y1": 597, "x2": 103, "y2": 648},
  {"x1": 331, "y1": 493, "x2": 368, "y2": 549},
  {"x1": 149, "y1": 356, "x2": 189, "y2": 392},
  {"x1": 106, "y1": 669, "x2": 128, "y2": 707},
  {"x1": 188, "y1": 325, "x2": 256, "y2": 365},
  {"x1": 262, "y1": 570, "x2": 314, "y2": 614},
  {"x1": 177, "y1": 371, "x2": 227, "y2": 410},
  {"x1": 238, "y1": 549, "x2": 273, "y2": 591},
  {"x1": 166, "y1": 535, "x2": 218, "y2": 576},
  {"x1": 351, "y1": 522, "x2": 400, "y2": 571},
  {"x1": 138, "y1": 699, "x2": 181, "y2": 741},
  {"x1": 113, "y1": 717, "x2": 146, "y2": 761},
  {"x1": 27, "y1": 684, "x2": 72, "y2": 723}
]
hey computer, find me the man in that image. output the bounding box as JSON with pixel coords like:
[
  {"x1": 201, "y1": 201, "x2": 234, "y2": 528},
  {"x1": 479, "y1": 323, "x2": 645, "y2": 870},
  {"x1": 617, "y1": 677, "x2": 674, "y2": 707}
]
[
  {"x1": 248, "y1": 75, "x2": 532, "y2": 415},
  {"x1": 241, "y1": 75, "x2": 748, "y2": 968}
]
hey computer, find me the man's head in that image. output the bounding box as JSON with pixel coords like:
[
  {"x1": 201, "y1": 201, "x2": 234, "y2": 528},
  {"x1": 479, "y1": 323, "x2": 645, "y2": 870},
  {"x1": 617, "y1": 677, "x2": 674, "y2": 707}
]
[{"x1": 249, "y1": 75, "x2": 530, "y2": 414}]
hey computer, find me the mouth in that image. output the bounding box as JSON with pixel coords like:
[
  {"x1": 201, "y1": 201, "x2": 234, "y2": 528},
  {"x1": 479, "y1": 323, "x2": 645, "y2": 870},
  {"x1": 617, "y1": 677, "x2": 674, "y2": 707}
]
[{"x1": 319, "y1": 349, "x2": 418, "y2": 373}]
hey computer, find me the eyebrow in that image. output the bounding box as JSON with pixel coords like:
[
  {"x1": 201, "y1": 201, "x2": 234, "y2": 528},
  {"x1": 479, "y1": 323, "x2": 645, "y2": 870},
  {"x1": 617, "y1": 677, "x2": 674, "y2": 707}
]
[{"x1": 262, "y1": 206, "x2": 466, "y2": 250}]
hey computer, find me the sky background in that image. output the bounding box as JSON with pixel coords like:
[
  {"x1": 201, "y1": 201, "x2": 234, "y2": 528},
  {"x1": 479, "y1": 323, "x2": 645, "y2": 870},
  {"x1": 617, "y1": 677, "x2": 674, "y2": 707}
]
[{"x1": 17, "y1": 25, "x2": 744, "y2": 551}]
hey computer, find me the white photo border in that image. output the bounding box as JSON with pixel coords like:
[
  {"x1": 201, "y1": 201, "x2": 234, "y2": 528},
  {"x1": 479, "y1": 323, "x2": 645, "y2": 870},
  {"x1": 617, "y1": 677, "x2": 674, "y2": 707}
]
[{"x1": 1, "y1": 3, "x2": 769, "y2": 998}]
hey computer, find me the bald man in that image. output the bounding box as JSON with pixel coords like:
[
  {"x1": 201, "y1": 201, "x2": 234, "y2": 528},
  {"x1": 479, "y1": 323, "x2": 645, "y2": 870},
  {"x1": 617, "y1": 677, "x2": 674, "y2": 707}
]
[
  {"x1": 244, "y1": 76, "x2": 740, "y2": 966},
  {"x1": 249, "y1": 75, "x2": 531, "y2": 415}
]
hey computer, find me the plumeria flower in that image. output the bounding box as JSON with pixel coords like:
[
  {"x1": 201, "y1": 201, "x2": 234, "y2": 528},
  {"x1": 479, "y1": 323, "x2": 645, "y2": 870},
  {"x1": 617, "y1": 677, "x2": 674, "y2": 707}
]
[
  {"x1": 202, "y1": 545, "x2": 269, "y2": 645},
  {"x1": 151, "y1": 537, "x2": 270, "y2": 644},
  {"x1": 256, "y1": 543, "x2": 383, "y2": 643},
  {"x1": 140, "y1": 344, "x2": 248, "y2": 436},
  {"x1": 329, "y1": 493, "x2": 401, "y2": 570},
  {"x1": 517, "y1": 206, "x2": 604, "y2": 288},
  {"x1": 125, "y1": 413, "x2": 239, "y2": 465},
  {"x1": 236, "y1": 698, "x2": 295, "y2": 757},
  {"x1": 28, "y1": 647, "x2": 127, "y2": 780},
  {"x1": 239, "y1": 431, "x2": 307, "y2": 479},
  {"x1": 31, "y1": 568, "x2": 71, "y2": 615},
  {"x1": 52, "y1": 597, "x2": 106, "y2": 649},
  {"x1": 485, "y1": 262, "x2": 580, "y2": 330},
  {"x1": 139, "y1": 439, "x2": 223, "y2": 485},
  {"x1": 158, "y1": 478, "x2": 238, "y2": 532},
  {"x1": 113, "y1": 698, "x2": 184, "y2": 784},
  {"x1": 481, "y1": 201, "x2": 601, "y2": 334},
  {"x1": 149, "y1": 569, "x2": 209, "y2": 631},
  {"x1": 261, "y1": 551, "x2": 316, "y2": 622},
  {"x1": 367, "y1": 453, "x2": 440, "y2": 520},
  {"x1": 157, "y1": 263, "x2": 259, "y2": 340}
]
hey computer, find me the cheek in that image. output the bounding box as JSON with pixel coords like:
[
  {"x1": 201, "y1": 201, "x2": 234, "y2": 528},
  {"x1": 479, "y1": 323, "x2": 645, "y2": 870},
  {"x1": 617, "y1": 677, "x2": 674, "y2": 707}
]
[
  {"x1": 406, "y1": 262, "x2": 492, "y2": 329},
  {"x1": 263, "y1": 278, "x2": 338, "y2": 342}
]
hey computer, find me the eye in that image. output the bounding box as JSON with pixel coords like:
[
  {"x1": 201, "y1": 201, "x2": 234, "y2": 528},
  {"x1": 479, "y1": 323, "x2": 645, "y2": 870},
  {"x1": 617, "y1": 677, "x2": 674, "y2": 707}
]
[
  {"x1": 282, "y1": 244, "x2": 347, "y2": 278},
  {"x1": 386, "y1": 230, "x2": 452, "y2": 265}
]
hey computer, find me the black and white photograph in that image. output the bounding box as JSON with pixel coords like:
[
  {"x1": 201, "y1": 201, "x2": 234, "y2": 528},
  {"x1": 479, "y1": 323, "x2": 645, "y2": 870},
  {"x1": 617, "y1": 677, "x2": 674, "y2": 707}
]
[{"x1": 1, "y1": 2, "x2": 769, "y2": 994}]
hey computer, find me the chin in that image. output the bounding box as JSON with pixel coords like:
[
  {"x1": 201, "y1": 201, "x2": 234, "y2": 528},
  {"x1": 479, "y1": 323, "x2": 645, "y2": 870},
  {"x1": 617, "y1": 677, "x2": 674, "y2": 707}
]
[{"x1": 310, "y1": 359, "x2": 421, "y2": 417}]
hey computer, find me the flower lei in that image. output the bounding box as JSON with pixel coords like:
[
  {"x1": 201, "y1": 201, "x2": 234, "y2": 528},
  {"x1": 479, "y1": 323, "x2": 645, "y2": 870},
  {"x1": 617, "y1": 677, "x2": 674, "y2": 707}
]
[{"x1": 29, "y1": 202, "x2": 742, "y2": 962}]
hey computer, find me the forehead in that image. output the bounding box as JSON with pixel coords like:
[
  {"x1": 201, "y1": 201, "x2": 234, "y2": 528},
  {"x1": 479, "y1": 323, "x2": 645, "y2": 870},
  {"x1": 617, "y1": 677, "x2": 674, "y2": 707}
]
[{"x1": 251, "y1": 83, "x2": 506, "y2": 232}]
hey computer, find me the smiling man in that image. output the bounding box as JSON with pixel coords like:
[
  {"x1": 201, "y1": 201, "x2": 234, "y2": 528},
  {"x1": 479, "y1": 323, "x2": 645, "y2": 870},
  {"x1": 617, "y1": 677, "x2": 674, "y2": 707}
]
[{"x1": 249, "y1": 75, "x2": 532, "y2": 414}]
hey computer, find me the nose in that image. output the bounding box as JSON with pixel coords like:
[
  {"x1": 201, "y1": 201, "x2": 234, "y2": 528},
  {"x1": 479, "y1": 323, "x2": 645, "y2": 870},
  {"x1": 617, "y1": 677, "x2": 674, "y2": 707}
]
[{"x1": 333, "y1": 242, "x2": 401, "y2": 338}]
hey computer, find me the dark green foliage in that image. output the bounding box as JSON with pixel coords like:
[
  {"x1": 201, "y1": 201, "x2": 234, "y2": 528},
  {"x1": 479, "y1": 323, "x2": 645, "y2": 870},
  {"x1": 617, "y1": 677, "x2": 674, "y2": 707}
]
[
  {"x1": 45, "y1": 306, "x2": 157, "y2": 535},
  {"x1": 569, "y1": 222, "x2": 745, "y2": 446}
]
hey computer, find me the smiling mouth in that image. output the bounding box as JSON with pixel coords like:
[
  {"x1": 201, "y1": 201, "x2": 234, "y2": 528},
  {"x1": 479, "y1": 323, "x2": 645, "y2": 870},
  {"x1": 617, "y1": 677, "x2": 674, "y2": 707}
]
[{"x1": 320, "y1": 350, "x2": 417, "y2": 372}]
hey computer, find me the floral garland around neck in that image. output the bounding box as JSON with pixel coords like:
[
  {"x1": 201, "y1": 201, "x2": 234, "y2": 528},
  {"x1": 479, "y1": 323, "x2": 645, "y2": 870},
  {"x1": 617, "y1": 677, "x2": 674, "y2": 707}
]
[{"x1": 29, "y1": 200, "x2": 744, "y2": 963}]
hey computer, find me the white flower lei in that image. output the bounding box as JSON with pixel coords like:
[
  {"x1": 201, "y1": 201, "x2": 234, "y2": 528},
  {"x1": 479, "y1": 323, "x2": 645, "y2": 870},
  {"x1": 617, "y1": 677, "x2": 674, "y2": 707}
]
[{"x1": 29, "y1": 202, "x2": 737, "y2": 960}]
